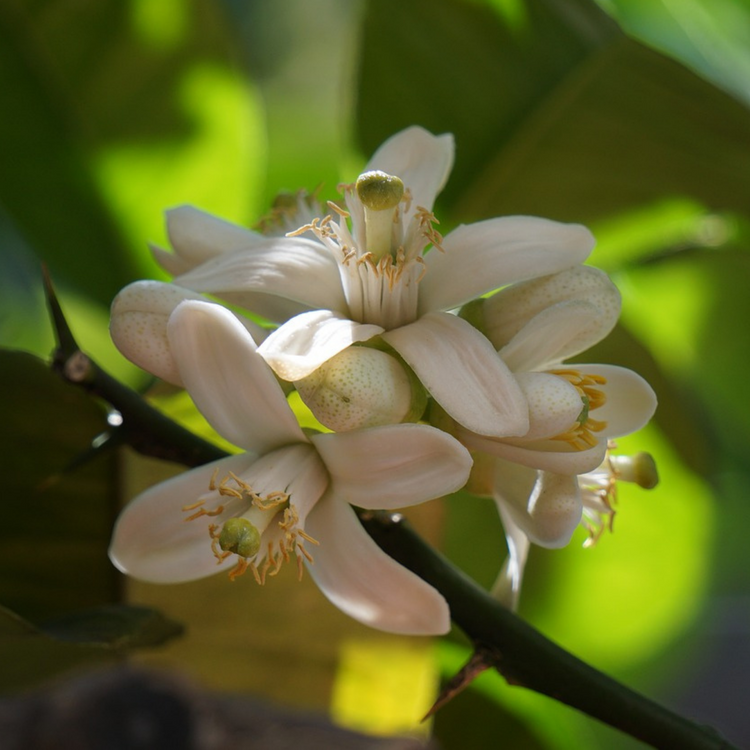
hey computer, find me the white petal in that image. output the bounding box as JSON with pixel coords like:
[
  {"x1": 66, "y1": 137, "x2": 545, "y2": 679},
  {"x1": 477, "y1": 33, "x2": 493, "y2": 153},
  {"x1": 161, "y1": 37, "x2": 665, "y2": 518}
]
[
  {"x1": 109, "y1": 454, "x2": 252, "y2": 583},
  {"x1": 382, "y1": 312, "x2": 529, "y2": 437},
  {"x1": 214, "y1": 290, "x2": 310, "y2": 325},
  {"x1": 493, "y1": 463, "x2": 581, "y2": 548},
  {"x1": 257, "y1": 310, "x2": 383, "y2": 381},
  {"x1": 304, "y1": 498, "x2": 451, "y2": 634},
  {"x1": 168, "y1": 301, "x2": 306, "y2": 453},
  {"x1": 150, "y1": 245, "x2": 192, "y2": 277},
  {"x1": 499, "y1": 301, "x2": 605, "y2": 372},
  {"x1": 491, "y1": 465, "x2": 534, "y2": 611},
  {"x1": 516, "y1": 371, "x2": 586, "y2": 440},
  {"x1": 458, "y1": 427, "x2": 608, "y2": 474},
  {"x1": 110, "y1": 281, "x2": 270, "y2": 385},
  {"x1": 526, "y1": 472, "x2": 582, "y2": 548},
  {"x1": 485, "y1": 266, "x2": 620, "y2": 347},
  {"x1": 110, "y1": 281, "x2": 203, "y2": 385},
  {"x1": 365, "y1": 126, "x2": 454, "y2": 214},
  {"x1": 165, "y1": 205, "x2": 265, "y2": 265},
  {"x1": 310, "y1": 424, "x2": 472, "y2": 509},
  {"x1": 174, "y1": 236, "x2": 348, "y2": 314},
  {"x1": 242, "y1": 443, "x2": 329, "y2": 527},
  {"x1": 577, "y1": 364, "x2": 658, "y2": 437},
  {"x1": 419, "y1": 217, "x2": 596, "y2": 314}
]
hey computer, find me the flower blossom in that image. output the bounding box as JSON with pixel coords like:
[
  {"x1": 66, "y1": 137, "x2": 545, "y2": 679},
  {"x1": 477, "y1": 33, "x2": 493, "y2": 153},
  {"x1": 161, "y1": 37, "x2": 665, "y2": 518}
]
[
  {"x1": 112, "y1": 126, "x2": 596, "y2": 439},
  {"x1": 109, "y1": 301, "x2": 473, "y2": 635},
  {"x1": 451, "y1": 266, "x2": 657, "y2": 607}
]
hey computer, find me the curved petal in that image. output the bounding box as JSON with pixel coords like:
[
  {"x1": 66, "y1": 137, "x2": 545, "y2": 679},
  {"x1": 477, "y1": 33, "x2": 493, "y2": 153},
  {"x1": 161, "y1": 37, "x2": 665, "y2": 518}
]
[
  {"x1": 458, "y1": 426, "x2": 608, "y2": 475},
  {"x1": 110, "y1": 281, "x2": 270, "y2": 385},
  {"x1": 310, "y1": 424, "x2": 472, "y2": 509},
  {"x1": 165, "y1": 205, "x2": 265, "y2": 266},
  {"x1": 492, "y1": 462, "x2": 581, "y2": 549},
  {"x1": 304, "y1": 498, "x2": 451, "y2": 634},
  {"x1": 110, "y1": 281, "x2": 206, "y2": 385},
  {"x1": 490, "y1": 460, "x2": 537, "y2": 610},
  {"x1": 484, "y1": 266, "x2": 620, "y2": 353},
  {"x1": 365, "y1": 126, "x2": 454, "y2": 215},
  {"x1": 499, "y1": 301, "x2": 607, "y2": 372},
  {"x1": 174, "y1": 236, "x2": 348, "y2": 314},
  {"x1": 382, "y1": 312, "x2": 529, "y2": 437},
  {"x1": 168, "y1": 301, "x2": 307, "y2": 453},
  {"x1": 109, "y1": 454, "x2": 252, "y2": 583},
  {"x1": 213, "y1": 290, "x2": 310, "y2": 325},
  {"x1": 257, "y1": 310, "x2": 383, "y2": 381},
  {"x1": 418, "y1": 217, "x2": 596, "y2": 314},
  {"x1": 525, "y1": 472, "x2": 582, "y2": 548},
  {"x1": 577, "y1": 364, "x2": 658, "y2": 437}
]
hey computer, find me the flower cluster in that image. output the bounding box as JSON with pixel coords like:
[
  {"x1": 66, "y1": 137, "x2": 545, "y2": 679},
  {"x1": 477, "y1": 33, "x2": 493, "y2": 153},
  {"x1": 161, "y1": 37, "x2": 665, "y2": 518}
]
[{"x1": 109, "y1": 127, "x2": 657, "y2": 633}]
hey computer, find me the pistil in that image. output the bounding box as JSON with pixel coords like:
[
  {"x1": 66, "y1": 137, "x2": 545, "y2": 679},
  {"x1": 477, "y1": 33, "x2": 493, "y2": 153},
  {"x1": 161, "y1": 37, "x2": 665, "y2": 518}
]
[{"x1": 356, "y1": 170, "x2": 404, "y2": 261}]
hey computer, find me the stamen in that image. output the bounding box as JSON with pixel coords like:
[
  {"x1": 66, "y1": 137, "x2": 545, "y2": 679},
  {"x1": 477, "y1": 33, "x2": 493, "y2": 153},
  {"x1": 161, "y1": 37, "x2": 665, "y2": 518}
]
[
  {"x1": 228, "y1": 557, "x2": 248, "y2": 582},
  {"x1": 183, "y1": 504, "x2": 224, "y2": 522},
  {"x1": 327, "y1": 200, "x2": 349, "y2": 219},
  {"x1": 548, "y1": 369, "x2": 609, "y2": 451}
]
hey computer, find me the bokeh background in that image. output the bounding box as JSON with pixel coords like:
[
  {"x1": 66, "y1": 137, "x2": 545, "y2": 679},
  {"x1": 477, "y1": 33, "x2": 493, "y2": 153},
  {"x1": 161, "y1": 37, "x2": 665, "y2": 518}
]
[{"x1": 2, "y1": 0, "x2": 750, "y2": 747}]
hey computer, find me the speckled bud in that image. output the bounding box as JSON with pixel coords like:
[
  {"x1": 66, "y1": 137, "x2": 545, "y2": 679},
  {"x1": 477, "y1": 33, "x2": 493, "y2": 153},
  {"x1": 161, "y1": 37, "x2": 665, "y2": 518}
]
[
  {"x1": 294, "y1": 346, "x2": 426, "y2": 432},
  {"x1": 515, "y1": 372, "x2": 584, "y2": 441}
]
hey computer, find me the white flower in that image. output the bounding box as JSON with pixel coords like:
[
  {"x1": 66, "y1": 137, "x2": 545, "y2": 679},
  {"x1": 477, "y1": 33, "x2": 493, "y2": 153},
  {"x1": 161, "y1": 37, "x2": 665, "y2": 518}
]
[
  {"x1": 144, "y1": 126, "x2": 595, "y2": 438},
  {"x1": 109, "y1": 301, "x2": 473, "y2": 635},
  {"x1": 451, "y1": 267, "x2": 657, "y2": 608},
  {"x1": 490, "y1": 447, "x2": 659, "y2": 609},
  {"x1": 455, "y1": 267, "x2": 656, "y2": 475}
]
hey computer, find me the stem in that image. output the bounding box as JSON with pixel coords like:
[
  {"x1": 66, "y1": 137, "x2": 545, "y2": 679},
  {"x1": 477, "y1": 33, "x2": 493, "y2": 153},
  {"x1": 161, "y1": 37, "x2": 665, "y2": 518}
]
[
  {"x1": 44, "y1": 266, "x2": 226, "y2": 468},
  {"x1": 361, "y1": 512, "x2": 736, "y2": 750}
]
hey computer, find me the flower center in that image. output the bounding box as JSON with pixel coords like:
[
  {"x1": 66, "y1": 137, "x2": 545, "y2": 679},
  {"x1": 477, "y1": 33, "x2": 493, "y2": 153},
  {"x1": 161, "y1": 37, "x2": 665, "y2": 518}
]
[
  {"x1": 181, "y1": 470, "x2": 319, "y2": 584},
  {"x1": 548, "y1": 369, "x2": 608, "y2": 450},
  {"x1": 287, "y1": 173, "x2": 444, "y2": 330}
]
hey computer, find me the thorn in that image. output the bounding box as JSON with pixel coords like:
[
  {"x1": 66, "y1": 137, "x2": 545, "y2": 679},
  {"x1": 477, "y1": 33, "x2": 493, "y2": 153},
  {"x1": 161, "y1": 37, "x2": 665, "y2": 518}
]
[
  {"x1": 422, "y1": 647, "x2": 496, "y2": 721},
  {"x1": 35, "y1": 427, "x2": 127, "y2": 491},
  {"x1": 42, "y1": 264, "x2": 80, "y2": 360}
]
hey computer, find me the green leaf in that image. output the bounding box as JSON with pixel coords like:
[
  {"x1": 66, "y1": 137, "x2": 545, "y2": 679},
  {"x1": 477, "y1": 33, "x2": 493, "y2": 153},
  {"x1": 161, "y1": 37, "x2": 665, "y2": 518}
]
[
  {"x1": 357, "y1": 0, "x2": 750, "y2": 241},
  {"x1": 40, "y1": 604, "x2": 184, "y2": 650},
  {"x1": 0, "y1": 604, "x2": 182, "y2": 691},
  {"x1": 0, "y1": 3, "x2": 139, "y2": 306}
]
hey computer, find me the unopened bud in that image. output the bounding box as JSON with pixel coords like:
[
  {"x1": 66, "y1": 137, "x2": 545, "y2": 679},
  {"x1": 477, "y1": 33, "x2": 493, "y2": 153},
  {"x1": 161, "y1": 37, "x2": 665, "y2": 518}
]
[
  {"x1": 294, "y1": 346, "x2": 426, "y2": 432},
  {"x1": 515, "y1": 372, "x2": 585, "y2": 440}
]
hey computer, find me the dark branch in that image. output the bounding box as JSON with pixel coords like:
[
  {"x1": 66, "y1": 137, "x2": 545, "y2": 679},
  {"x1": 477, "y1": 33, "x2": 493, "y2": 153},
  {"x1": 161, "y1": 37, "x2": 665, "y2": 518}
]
[{"x1": 360, "y1": 512, "x2": 736, "y2": 750}]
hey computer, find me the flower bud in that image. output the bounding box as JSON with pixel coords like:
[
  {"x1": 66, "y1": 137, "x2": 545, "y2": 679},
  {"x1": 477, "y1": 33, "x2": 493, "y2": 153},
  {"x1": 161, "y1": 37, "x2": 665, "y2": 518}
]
[
  {"x1": 515, "y1": 371, "x2": 585, "y2": 441},
  {"x1": 110, "y1": 281, "x2": 207, "y2": 385},
  {"x1": 294, "y1": 346, "x2": 426, "y2": 432},
  {"x1": 110, "y1": 281, "x2": 268, "y2": 386}
]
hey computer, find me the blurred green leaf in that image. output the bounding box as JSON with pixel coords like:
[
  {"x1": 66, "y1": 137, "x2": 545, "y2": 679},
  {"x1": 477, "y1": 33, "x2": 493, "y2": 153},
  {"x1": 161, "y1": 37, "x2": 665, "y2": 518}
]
[
  {"x1": 357, "y1": 0, "x2": 750, "y2": 239},
  {"x1": 0, "y1": 0, "x2": 264, "y2": 312},
  {"x1": 0, "y1": 604, "x2": 182, "y2": 691},
  {"x1": 0, "y1": 3, "x2": 139, "y2": 306},
  {"x1": 40, "y1": 604, "x2": 183, "y2": 650}
]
